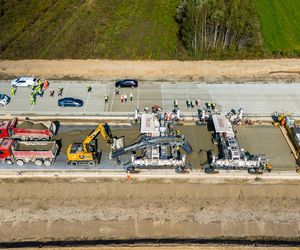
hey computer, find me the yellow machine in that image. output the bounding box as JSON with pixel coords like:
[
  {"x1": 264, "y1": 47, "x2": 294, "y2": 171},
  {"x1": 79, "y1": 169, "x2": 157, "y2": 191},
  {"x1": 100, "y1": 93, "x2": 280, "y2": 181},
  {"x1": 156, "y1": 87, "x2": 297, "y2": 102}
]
[{"x1": 67, "y1": 123, "x2": 113, "y2": 166}]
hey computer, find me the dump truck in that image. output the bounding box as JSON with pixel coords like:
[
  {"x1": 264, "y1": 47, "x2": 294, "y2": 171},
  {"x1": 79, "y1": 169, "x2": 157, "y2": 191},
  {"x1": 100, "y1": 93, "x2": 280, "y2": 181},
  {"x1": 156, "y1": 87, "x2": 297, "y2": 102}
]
[
  {"x1": 0, "y1": 139, "x2": 59, "y2": 166},
  {"x1": 0, "y1": 117, "x2": 56, "y2": 141}
]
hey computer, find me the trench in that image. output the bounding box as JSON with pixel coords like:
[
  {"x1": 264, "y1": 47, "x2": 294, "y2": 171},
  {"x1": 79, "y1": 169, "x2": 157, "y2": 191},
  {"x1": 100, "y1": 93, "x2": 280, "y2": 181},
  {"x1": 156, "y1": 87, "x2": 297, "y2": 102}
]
[{"x1": 0, "y1": 238, "x2": 299, "y2": 249}]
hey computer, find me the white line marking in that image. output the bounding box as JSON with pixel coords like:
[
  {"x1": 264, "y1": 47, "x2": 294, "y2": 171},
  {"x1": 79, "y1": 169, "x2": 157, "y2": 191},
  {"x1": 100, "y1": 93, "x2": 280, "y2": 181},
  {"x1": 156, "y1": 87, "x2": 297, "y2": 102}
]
[
  {"x1": 234, "y1": 85, "x2": 243, "y2": 109},
  {"x1": 137, "y1": 85, "x2": 140, "y2": 109},
  {"x1": 110, "y1": 86, "x2": 115, "y2": 112},
  {"x1": 280, "y1": 85, "x2": 297, "y2": 115},
  {"x1": 161, "y1": 84, "x2": 165, "y2": 110},
  {"x1": 83, "y1": 92, "x2": 90, "y2": 113}
]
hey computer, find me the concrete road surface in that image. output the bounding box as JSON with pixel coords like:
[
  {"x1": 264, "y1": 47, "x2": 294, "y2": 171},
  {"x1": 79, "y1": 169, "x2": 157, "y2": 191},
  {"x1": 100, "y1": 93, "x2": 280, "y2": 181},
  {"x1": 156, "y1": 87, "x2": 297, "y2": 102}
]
[{"x1": 0, "y1": 80, "x2": 299, "y2": 117}]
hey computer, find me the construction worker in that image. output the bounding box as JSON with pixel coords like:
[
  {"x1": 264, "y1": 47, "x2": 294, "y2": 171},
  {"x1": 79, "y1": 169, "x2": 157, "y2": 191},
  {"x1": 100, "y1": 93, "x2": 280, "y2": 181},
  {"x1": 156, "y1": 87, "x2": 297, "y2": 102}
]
[
  {"x1": 124, "y1": 94, "x2": 127, "y2": 102},
  {"x1": 176, "y1": 130, "x2": 181, "y2": 137},
  {"x1": 35, "y1": 84, "x2": 42, "y2": 97},
  {"x1": 49, "y1": 89, "x2": 55, "y2": 97},
  {"x1": 176, "y1": 145, "x2": 181, "y2": 159},
  {"x1": 104, "y1": 95, "x2": 109, "y2": 103},
  {"x1": 30, "y1": 92, "x2": 36, "y2": 105},
  {"x1": 174, "y1": 99, "x2": 178, "y2": 108},
  {"x1": 197, "y1": 99, "x2": 201, "y2": 107},
  {"x1": 130, "y1": 92, "x2": 133, "y2": 101},
  {"x1": 10, "y1": 86, "x2": 16, "y2": 96},
  {"x1": 187, "y1": 99, "x2": 191, "y2": 108},
  {"x1": 87, "y1": 84, "x2": 92, "y2": 93},
  {"x1": 42, "y1": 80, "x2": 49, "y2": 91},
  {"x1": 58, "y1": 87, "x2": 63, "y2": 97},
  {"x1": 211, "y1": 102, "x2": 216, "y2": 110},
  {"x1": 191, "y1": 100, "x2": 194, "y2": 108},
  {"x1": 266, "y1": 163, "x2": 272, "y2": 172}
]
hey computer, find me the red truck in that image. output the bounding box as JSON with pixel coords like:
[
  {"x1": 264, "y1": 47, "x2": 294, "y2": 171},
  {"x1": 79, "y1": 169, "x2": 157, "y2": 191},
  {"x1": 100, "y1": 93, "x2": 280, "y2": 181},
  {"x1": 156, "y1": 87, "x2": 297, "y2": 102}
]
[
  {"x1": 0, "y1": 117, "x2": 56, "y2": 141},
  {"x1": 0, "y1": 139, "x2": 59, "y2": 166}
]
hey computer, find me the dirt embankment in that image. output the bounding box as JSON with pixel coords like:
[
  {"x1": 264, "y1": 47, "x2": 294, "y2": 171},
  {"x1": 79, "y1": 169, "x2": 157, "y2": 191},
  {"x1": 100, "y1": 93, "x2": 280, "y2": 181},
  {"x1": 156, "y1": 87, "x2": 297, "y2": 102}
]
[
  {"x1": 1, "y1": 59, "x2": 300, "y2": 82},
  {"x1": 0, "y1": 176, "x2": 300, "y2": 243}
]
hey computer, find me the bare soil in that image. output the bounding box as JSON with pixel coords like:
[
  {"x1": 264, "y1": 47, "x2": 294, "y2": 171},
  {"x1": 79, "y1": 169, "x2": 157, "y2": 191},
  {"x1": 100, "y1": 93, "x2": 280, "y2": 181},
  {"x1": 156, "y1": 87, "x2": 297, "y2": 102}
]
[
  {"x1": 1, "y1": 59, "x2": 300, "y2": 82},
  {"x1": 0, "y1": 176, "x2": 300, "y2": 243},
  {"x1": 16, "y1": 121, "x2": 48, "y2": 130}
]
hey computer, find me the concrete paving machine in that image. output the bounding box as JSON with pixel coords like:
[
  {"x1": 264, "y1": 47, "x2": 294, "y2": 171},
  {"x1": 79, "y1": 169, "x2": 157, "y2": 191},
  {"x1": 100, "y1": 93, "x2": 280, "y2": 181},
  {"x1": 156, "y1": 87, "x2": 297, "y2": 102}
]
[
  {"x1": 205, "y1": 113, "x2": 270, "y2": 174},
  {"x1": 111, "y1": 110, "x2": 193, "y2": 172}
]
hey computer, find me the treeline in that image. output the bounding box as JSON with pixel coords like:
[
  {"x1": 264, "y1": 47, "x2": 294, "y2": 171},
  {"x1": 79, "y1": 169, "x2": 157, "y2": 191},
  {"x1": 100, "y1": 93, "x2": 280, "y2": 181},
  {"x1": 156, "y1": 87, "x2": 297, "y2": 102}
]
[{"x1": 176, "y1": 0, "x2": 262, "y2": 59}]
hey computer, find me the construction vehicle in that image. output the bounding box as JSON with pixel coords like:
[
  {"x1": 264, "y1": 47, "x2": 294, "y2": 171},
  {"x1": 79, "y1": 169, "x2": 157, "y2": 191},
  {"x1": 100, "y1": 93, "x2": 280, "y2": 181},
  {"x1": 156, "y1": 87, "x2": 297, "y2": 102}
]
[
  {"x1": 205, "y1": 113, "x2": 268, "y2": 174},
  {"x1": 67, "y1": 123, "x2": 114, "y2": 166},
  {"x1": 0, "y1": 117, "x2": 56, "y2": 141},
  {"x1": 110, "y1": 111, "x2": 193, "y2": 172},
  {"x1": 272, "y1": 112, "x2": 292, "y2": 126},
  {"x1": 0, "y1": 139, "x2": 58, "y2": 166}
]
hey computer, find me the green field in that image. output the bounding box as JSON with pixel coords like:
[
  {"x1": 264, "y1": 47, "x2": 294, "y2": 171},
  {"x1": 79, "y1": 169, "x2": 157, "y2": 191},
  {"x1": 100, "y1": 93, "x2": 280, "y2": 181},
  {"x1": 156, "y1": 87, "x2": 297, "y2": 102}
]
[
  {"x1": 254, "y1": 0, "x2": 300, "y2": 53},
  {"x1": 1, "y1": 0, "x2": 300, "y2": 59},
  {"x1": 0, "y1": 0, "x2": 179, "y2": 59}
]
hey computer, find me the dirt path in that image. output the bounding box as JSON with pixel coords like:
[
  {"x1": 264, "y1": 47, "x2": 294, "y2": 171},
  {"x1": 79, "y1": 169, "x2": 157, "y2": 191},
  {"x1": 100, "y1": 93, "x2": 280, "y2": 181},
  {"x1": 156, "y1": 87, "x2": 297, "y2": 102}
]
[{"x1": 1, "y1": 59, "x2": 300, "y2": 82}]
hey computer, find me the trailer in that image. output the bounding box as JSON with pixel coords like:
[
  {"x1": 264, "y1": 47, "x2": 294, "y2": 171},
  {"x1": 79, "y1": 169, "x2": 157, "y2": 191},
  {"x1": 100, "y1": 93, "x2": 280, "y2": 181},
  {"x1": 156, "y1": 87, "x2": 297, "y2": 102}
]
[
  {"x1": 0, "y1": 117, "x2": 56, "y2": 141},
  {"x1": 0, "y1": 139, "x2": 59, "y2": 166}
]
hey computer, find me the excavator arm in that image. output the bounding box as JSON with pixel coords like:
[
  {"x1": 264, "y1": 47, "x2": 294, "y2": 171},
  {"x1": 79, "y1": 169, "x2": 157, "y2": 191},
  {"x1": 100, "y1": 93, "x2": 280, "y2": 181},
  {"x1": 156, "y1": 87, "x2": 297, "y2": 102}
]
[{"x1": 83, "y1": 123, "x2": 112, "y2": 152}]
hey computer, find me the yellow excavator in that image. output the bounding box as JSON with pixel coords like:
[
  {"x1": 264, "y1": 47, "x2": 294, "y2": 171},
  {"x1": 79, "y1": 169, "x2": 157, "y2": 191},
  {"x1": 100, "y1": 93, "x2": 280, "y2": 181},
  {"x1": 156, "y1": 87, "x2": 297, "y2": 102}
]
[{"x1": 67, "y1": 123, "x2": 113, "y2": 166}]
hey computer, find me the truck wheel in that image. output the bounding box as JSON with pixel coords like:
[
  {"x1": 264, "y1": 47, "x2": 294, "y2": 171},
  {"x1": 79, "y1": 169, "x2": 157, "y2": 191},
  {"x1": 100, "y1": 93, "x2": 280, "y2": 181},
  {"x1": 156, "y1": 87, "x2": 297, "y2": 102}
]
[
  {"x1": 35, "y1": 159, "x2": 43, "y2": 166},
  {"x1": 33, "y1": 138, "x2": 39, "y2": 141},
  {"x1": 16, "y1": 160, "x2": 24, "y2": 166},
  {"x1": 5, "y1": 159, "x2": 13, "y2": 165},
  {"x1": 41, "y1": 138, "x2": 48, "y2": 141},
  {"x1": 44, "y1": 160, "x2": 52, "y2": 166},
  {"x1": 88, "y1": 161, "x2": 95, "y2": 166},
  {"x1": 71, "y1": 161, "x2": 78, "y2": 166}
]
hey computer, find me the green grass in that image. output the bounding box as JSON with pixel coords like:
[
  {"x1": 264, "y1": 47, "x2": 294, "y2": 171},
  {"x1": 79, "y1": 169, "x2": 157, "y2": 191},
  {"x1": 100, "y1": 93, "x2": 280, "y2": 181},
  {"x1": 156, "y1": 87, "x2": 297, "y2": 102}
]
[
  {"x1": 0, "y1": 0, "x2": 179, "y2": 59},
  {"x1": 254, "y1": 0, "x2": 300, "y2": 53},
  {"x1": 2, "y1": 0, "x2": 300, "y2": 59}
]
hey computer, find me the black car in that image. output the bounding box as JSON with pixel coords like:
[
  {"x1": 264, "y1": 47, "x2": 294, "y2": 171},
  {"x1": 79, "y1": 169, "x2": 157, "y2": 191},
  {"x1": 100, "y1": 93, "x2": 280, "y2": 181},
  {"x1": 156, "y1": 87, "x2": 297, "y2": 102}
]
[
  {"x1": 115, "y1": 79, "x2": 138, "y2": 88},
  {"x1": 58, "y1": 97, "x2": 83, "y2": 107}
]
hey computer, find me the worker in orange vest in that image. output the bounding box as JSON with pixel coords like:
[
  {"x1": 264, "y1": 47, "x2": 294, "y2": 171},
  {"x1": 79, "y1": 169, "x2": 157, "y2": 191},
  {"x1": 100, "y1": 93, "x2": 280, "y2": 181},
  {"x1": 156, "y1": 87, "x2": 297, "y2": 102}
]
[{"x1": 42, "y1": 80, "x2": 49, "y2": 91}]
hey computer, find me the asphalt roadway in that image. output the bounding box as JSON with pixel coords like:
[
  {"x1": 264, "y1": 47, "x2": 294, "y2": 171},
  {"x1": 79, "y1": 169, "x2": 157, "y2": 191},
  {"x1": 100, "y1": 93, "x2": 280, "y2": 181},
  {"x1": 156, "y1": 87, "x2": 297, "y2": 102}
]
[{"x1": 0, "y1": 80, "x2": 300, "y2": 117}]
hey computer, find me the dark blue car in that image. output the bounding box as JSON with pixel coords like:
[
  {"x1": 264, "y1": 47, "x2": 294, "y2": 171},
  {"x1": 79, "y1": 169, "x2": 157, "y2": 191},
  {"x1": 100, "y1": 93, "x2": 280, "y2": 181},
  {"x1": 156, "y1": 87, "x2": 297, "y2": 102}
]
[
  {"x1": 115, "y1": 79, "x2": 138, "y2": 88},
  {"x1": 58, "y1": 97, "x2": 83, "y2": 107}
]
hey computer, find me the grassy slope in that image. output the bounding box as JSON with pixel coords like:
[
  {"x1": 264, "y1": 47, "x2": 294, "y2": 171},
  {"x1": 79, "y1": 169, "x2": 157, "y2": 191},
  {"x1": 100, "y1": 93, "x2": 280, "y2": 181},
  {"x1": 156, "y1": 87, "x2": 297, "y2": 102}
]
[
  {"x1": 0, "y1": 0, "x2": 179, "y2": 59},
  {"x1": 254, "y1": 0, "x2": 300, "y2": 52}
]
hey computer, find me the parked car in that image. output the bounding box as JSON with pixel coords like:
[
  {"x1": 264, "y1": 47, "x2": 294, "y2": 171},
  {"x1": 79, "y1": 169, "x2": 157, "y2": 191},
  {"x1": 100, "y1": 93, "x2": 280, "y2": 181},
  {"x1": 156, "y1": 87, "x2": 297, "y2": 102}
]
[
  {"x1": 0, "y1": 94, "x2": 10, "y2": 106},
  {"x1": 10, "y1": 77, "x2": 39, "y2": 88},
  {"x1": 58, "y1": 98, "x2": 83, "y2": 107},
  {"x1": 115, "y1": 79, "x2": 138, "y2": 88}
]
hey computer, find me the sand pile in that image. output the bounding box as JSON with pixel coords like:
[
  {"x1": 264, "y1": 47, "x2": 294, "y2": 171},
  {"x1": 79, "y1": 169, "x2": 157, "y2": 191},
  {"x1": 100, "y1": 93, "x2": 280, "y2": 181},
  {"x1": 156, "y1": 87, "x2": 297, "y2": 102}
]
[{"x1": 16, "y1": 121, "x2": 48, "y2": 130}]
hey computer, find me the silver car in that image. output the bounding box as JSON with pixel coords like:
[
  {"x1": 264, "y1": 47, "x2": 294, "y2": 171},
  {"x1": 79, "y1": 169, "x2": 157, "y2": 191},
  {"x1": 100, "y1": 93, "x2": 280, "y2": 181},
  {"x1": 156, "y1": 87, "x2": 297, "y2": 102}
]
[
  {"x1": 10, "y1": 77, "x2": 39, "y2": 88},
  {"x1": 0, "y1": 94, "x2": 10, "y2": 106}
]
